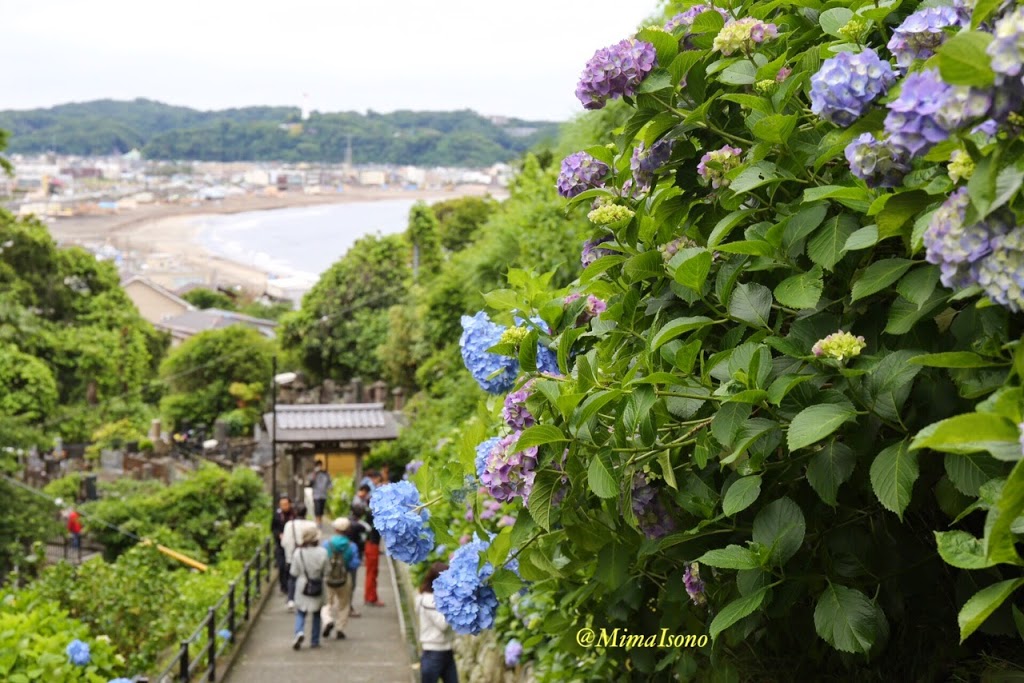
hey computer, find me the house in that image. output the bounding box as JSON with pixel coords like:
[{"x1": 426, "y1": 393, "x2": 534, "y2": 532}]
[
  {"x1": 122, "y1": 275, "x2": 194, "y2": 326},
  {"x1": 155, "y1": 308, "x2": 277, "y2": 346}
]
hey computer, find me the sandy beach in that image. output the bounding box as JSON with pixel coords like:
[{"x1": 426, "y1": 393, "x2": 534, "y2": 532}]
[{"x1": 44, "y1": 185, "x2": 504, "y2": 293}]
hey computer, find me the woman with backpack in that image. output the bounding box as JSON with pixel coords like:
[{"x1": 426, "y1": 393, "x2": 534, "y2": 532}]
[
  {"x1": 290, "y1": 524, "x2": 327, "y2": 650},
  {"x1": 321, "y1": 517, "x2": 360, "y2": 640}
]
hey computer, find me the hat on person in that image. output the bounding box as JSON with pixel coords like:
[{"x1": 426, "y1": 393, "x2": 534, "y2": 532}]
[
  {"x1": 300, "y1": 524, "x2": 320, "y2": 545},
  {"x1": 332, "y1": 517, "x2": 351, "y2": 533}
]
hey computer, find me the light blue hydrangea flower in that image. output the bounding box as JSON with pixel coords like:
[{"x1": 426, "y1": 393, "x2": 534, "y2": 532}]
[
  {"x1": 459, "y1": 312, "x2": 518, "y2": 394},
  {"x1": 887, "y1": 6, "x2": 962, "y2": 68},
  {"x1": 844, "y1": 133, "x2": 910, "y2": 188},
  {"x1": 977, "y1": 229, "x2": 1024, "y2": 313},
  {"x1": 475, "y1": 437, "x2": 501, "y2": 481},
  {"x1": 66, "y1": 639, "x2": 91, "y2": 666},
  {"x1": 811, "y1": 49, "x2": 897, "y2": 126},
  {"x1": 923, "y1": 188, "x2": 1012, "y2": 289},
  {"x1": 883, "y1": 69, "x2": 987, "y2": 157},
  {"x1": 369, "y1": 482, "x2": 435, "y2": 564},
  {"x1": 432, "y1": 537, "x2": 500, "y2": 634},
  {"x1": 986, "y1": 7, "x2": 1024, "y2": 81},
  {"x1": 505, "y1": 638, "x2": 524, "y2": 667}
]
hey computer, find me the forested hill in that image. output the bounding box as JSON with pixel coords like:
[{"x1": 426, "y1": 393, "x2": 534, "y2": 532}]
[{"x1": 0, "y1": 99, "x2": 561, "y2": 166}]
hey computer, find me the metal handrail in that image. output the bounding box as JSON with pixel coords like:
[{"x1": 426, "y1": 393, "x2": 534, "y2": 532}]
[{"x1": 152, "y1": 536, "x2": 274, "y2": 683}]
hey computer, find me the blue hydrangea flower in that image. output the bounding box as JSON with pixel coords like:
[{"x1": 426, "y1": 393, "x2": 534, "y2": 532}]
[
  {"x1": 460, "y1": 312, "x2": 518, "y2": 394},
  {"x1": 475, "y1": 437, "x2": 501, "y2": 480},
  {"x1": 557, "y1": 151, "x2": 609, "y2": 199},
  {"x1": 514, "y1": 316, "x2": 560, "y2": 376},
  {"x1": 884, "y1": 69, "x2": 970, "y2": 157},
  {"x1": 217, "y1": 629, "x2": 232, "y2": 640},
  {"x1": 923, "y1": 188, "x2": 1012, "y2": 289},
  {"x1": 66, "y1": 639, "x2": 91, "y2": 666},
  {"x1": 630, "y1": 138, "x2": 674, "y2": 191},
  {"x1": 369, "y1": 481, "x2": 435, "y2": 564},
  {"x1": 810, "y1": 49, "x2": 897, "y2": 126},
  {"x1": 844, "y1": 133, "x2": 910, "y2": 188},
  {"x1": 505, "y1": 639, "x2": 524, "y2": 667},
  {"x1": 631, "y1": 473, "x2": 676, "y2": 539},
  {"x1": 432, "y1": 537, "x2": 499, "y2": 634},
  {"x1": 887, "y1": 6, "x2": 962, "y2": 68},
  {"x1": 986, "y1": 7, "x2": 1024, "y2": 82},
  {"x1": 977, "y1": 227, "x2": 1024, "y2": 312},
  {"x1": 576, "y1": 39, "x2": 657, "y2": 110},
  {"x1": 109, "y1": 679, "x2": 134, "y2": 683}
]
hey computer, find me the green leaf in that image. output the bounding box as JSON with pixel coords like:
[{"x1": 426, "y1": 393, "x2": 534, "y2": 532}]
[
  {"x1": 490, "y1": 567, "x2": 524, "y2": 599},
  {"x1": 582, "y1": 145, "x2": 615, "y2": 166},
  {"x1": 782, "y1": 203, "x2": 828, "y2": 250},
  {"x1": 728, "y1": 162, "x2": 780, "y2": 195},
  {"x1": 516, "y1": 425, "x2": 568, "y2": 451},
  {"x1": 788, "y1": 403, "x2": 858, "y2": 451},
  {"x1": 650, "y1": 316, "x2": 715, "y2": 352},
  {"x1": 697, "y1": 544, "x2": 762, "y2": 569},
  {"x1": 909, "y1": 352, "x2": 1002, "y2": 368},
  {"x1": 719, "y1": 60, "x2": 758, "y2": 85},
  {"x1": 723, "y1": 475, "x2": 762, "y2": 516},
  {"x1": 938, "y1": 30, "x2": 995, "y2": 87},
  {"x1": 935, "y1": 531, "x2": 994, "y2": 569},
  {"x1": 958, "y1": 578, "x2": 1024, "y2": 642},
  {"x1": 752, "y1": 497, "x2": 806, "y2": 566},
  {"x1": 911, "y1": 413, "x2": 1021, "y2": 461},
  {"x1": 877, "y1": 191, "x2": 930, "y2": 239},
  {"x1": 803, "y1": 185, "x2": 871, "y2": 213},
  {"x1": 729, "y1": 283, "x2": 773, "y2": 328},
  {"x1": 594, "y1": 541, "x2": 631, "y2": 589},
  {"x1": 884, "y1": 290, "x2": 949, "y2": 335},
  {"x1": 709, "y1": 209, "x2": 758, "y2": 248},
  {"x1": 945, "y1": 453, "x2": 1006, "y2": 496},
  {"x1": 573, "y1": 389, "x2": 623, "y2": 428},
  {"x1": 588, "y1": 451, "x2": 618, "y2": 499},
  {"x1": 774, "y1": 266, "x2": 823, "y2": 309},
  {"x1": 814, "y1": 585, "x2": 877, "y2": 654},
  {"x1": 972, "y1": 0, "x2": 1002, "y2": 28},
  {"x1": 636, "y1": 28, "x2": 680, "y2": 68},
  {"x1": 691, "y1": 8, "x2": 726, "y2": 34},
  {"x1": 986, "y1": 459, "x2": 1024, "y2": 565},
  {"x1": 806, "y1": 441, "x2": 857, "y2": 506},
  {"x1": 636, "y1": 68, "x2": 674, "y2": 94},
  {"x1": 807, "y1": 214, "x2": 858, "y2": 270},
  {"x1": 851, "y1": 259, "x2": 916, "y2": 302},
  {"x1": 671, "y1": 249, "x2": 714, "y2": 291},
  {"x1": 844, "y1": 225, "x2": 879, "y2": 251},
  {"x1": 870, "y1": 441, "x2": 918, "y2": 520},
  {"x1": 527, "y1": 470, "x2": 562, "y2": 531},
  {"x1": 819, "y1": 7, "x2": 854, "y2": 37},
  {"x1": 712, "y1": 403, "x2": 752, "y2": 447},
  {"x1": 752, "y1": 114, "x2": 798, "y2": 145},
  {"x1": 518, "y1": 328, "x2": 538, "y2": 372},
  {"x1": 623, "y1": 250, "x2": 665, "y2": 282},
  {"x1": 897, "y1": 266, "x2": 940, "y2": 308},
  {"x1": 709, "y1": 588, "x2": 769, "y2": 640}
]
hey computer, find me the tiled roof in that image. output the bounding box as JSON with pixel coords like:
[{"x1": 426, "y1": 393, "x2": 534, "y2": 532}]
[{"x1": 264, "y1": 403, "x2": 399, "y2": 443}]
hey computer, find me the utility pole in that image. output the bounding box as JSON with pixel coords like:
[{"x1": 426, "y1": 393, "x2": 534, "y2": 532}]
[{"x1": 271, "y1": 355, "x2": 278, "y2": 506}]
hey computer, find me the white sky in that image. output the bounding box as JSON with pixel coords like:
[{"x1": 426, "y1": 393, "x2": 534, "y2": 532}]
[{"x1": 1, "y1": 0, "x2": 660, "y2": 121}]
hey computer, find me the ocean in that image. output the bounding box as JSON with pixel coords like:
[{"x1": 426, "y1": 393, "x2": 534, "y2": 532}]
[{"x1": 195, "y1": 198, "x2": 423, "y2": 282}]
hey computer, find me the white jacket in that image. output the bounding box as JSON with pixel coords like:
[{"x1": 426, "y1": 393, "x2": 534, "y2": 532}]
[
  {"x1": 415, "y1": 592, "x2": 453, "y2": 651},
  {"x1": 281, "y1": 519, "x2": 319, "y2": 564}
]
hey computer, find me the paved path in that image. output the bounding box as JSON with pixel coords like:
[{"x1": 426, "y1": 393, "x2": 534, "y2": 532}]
[{"x1": 225, "y1": 542, "x2": 414, "y2": 683}]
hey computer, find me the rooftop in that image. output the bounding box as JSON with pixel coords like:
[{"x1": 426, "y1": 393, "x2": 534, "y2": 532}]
[{"x1": 264, "y1": 403, "x2": 399, "y2": 443}]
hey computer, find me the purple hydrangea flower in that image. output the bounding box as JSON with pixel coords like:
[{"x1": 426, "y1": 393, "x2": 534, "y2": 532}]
[
  {"x1": 988, "y1": 8, "x2": 1024, "y2": 82},
  {"x1": 844, "y1": 133, "x2": 911, "y2": 188},
  {"x1": 369, "y1": 481, "x2": 435, "y2": 564},
  {"x1": 664, "y1": 4, "x2": 730, "y2": 33},
  {"x1": 505, "y1": 639, "x2": 524, "y2": 667},
  {"x1": 497, "y1": 515, "x2": 516, "y2": 528},
  {"x1": 557, "y1": 151, "x2": 610, "y2": 199},
  {"x1": 810, "y1": 49, "x2": 897, "y2": 126},
  {"x1": 697, "y1": 145, "x2": 743, "y2": 188},
  {"x1": 973, "y1": 119, "x2": 999, "y2": 137},
  {"x1": 585, "y1": 295, "x2": 607, "y2": 318},
  {"x1": 475, "y1": 437, "x2": 501, "y2": 480},
  {"x1": 883, "y1": 69, "x2": 987, "y2": 157},
  {"x1": 66, "y1": 639, "x2": 90, "y2": 666},
  {"x1": 776, "y1": 66, "x2": 792, "y2": 82},
  {"x1": 403, "y1": 460, "x2": 424, "y2": 480},
  {"x1": 502, "y1": 382, "x2": 535, "y2": 430},
  {"x1": 683, "y1": 562, "x2": 707, "y2": 606},
  {"x1": 575, "y1": 39, "x2": 657, "y2": 110},
  {"x1": 460, "y1": 312, "x2": 518, "y2": 394},
  {"x1": 887, "y1": 6, "x2": 962, "y2": 69},
  {"x1": 432, "y1": 537, "x2": 499, "y2": 634},
  {"x1": 581, "y1": 235, "x2": 615, "y2": 267},
  {"x1": 631, "y1": 473, "x2": 676, "y2": 539},
  {"x1": 480, "y1": 432, "x2": 539, "y2": 504},
  {"x1": 923, "y1": 188, "x2": 1012, "y2": 289},
  {"x1": 977, "y1": 228, "x2": 1024, "y2": 312},
  {"x1": 631, "y1": 138, "x2": 674, "y2": 191}
]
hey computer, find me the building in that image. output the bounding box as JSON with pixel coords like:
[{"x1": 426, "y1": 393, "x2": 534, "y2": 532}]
[
  {"x1": 122, "y1": 275, "x2": 194, "y2": 327},
  {"x1": 155, "y1": 308, "x2": 277, "y2": 346}
]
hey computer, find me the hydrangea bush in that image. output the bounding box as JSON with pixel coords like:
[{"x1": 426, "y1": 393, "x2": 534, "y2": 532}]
[{"x1": 403, "y1": 0, "x2": 1024, "y2": 679}]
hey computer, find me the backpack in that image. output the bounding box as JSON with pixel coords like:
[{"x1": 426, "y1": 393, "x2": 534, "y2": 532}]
[{"x1": 326, "y1": 547, "x2": 348, "y2": 587}]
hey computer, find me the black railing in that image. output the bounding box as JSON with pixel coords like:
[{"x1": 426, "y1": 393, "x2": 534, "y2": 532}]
[{"x1": 153, "y1": 537, "x2": 274, "y2": 683}]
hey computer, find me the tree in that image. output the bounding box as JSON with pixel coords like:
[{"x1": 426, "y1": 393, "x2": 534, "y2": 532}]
[
  {"x1": 431, "y1": 195, "x2": 498, "y2": 252},
  {"x1": 181, "y1": 288, "x2": 236, "y2": 311},
  {"x1": 281, "y1": 234, "x2": 410, "y2": 382},
  {"x1": 159, "y1": 326, "x2": 274, "y2": 432},
  {"x1": 406, "y1": 202, "x2": 442, "y2": 280},
  {"x1": 0, "y1": 345, "x2": 58, "y2": 421}
]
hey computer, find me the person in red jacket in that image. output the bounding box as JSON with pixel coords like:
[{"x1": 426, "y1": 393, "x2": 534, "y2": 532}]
[{"x1": 67, "y1": 508, "x2": 82, "y2": 551}]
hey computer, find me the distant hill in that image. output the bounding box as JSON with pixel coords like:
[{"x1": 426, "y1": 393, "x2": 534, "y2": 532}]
[{"x1": 0, "y1": 99, "x2": 562, "y2": 167}]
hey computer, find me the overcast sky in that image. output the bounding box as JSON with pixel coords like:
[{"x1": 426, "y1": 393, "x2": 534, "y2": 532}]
[{"x1": 2, "y1": 1, "x2": 659, "y2": 121}]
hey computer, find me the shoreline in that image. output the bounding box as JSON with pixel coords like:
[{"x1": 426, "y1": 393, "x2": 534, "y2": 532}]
[{"x1": 44, "y1": 185, "x2": 505, "y2": 294}]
